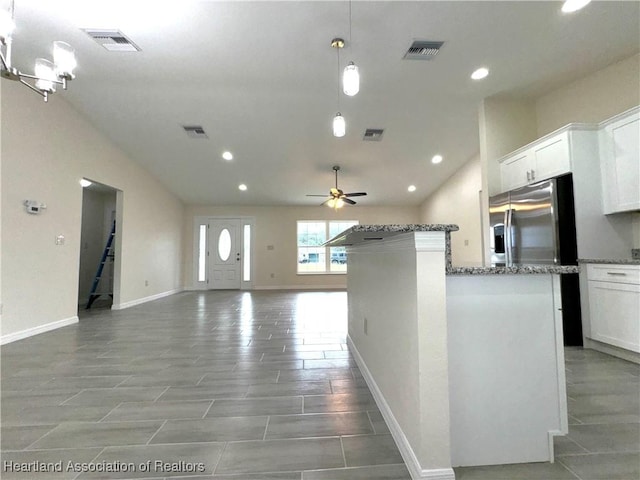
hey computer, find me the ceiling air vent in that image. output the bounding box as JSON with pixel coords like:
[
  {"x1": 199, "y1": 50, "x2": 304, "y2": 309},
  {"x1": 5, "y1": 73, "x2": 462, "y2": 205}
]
[
  {"x1": 403, "y1": 40, "x2": 444, "y2": 60},
  {"x1": 83, "y1": 29, "x2": 140, "y2": 52},
  {"x1": 182, "y1": 125, "x2": 209, "y2": 139},
  {"x1": 363, "y1": 129, "x2": 384, "y2": 141}
]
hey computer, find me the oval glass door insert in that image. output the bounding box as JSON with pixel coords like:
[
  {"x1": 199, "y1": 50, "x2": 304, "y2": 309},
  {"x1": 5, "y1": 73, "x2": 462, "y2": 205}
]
[{"x1": 218, "y1": 228, "x2": 232, "y2": 261}]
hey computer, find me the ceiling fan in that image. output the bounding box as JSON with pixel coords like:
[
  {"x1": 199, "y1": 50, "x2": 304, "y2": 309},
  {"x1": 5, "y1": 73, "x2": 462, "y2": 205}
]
[{"x1": 307, "y1": 165, "x2": 367, "y2": 208}]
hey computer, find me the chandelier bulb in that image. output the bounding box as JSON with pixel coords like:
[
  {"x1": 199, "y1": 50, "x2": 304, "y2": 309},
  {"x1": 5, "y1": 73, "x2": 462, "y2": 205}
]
[
  {"x1": 53, "y1": 41, "x2": 77, "y2": 80},
  {"x1": 34, "y1": 58, "x2": 56, "y2": 93},
  {"x1": 0, "y1": 9, "x2": 15, "y2": 43}
]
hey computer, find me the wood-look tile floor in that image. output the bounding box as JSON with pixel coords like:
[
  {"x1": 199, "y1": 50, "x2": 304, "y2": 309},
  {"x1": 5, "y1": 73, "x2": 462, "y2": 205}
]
[
  {"x1": 1, "y1": 291, "x2": 638, "y2": 480},
  {"x1": 0, "y1": 291, "x2": 410, "y2": 479}
]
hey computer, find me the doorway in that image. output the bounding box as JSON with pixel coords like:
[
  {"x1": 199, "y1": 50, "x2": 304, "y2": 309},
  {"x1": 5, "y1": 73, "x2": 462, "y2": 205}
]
[
  {"x1": 78, "y1": 180, "x2": 121, "y2": 311},
  {"x1": 193, "y1": 216, "x2": 253, "y2": 290}
]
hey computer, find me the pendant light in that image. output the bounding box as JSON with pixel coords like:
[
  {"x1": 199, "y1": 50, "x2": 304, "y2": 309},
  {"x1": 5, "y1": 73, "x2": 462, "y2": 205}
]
[
  {"x1": 332, "y1": 112, "x2": 346, "y2": 137},
  {"x1": 343, "y1": 61, "x2": 359, "y2": 96},
  {"x1": 331, "y1": 38, "x2": 346, "y2": 137},
  {"x1": 342, "y1": 0, "x2": 359, "y2": 96}
]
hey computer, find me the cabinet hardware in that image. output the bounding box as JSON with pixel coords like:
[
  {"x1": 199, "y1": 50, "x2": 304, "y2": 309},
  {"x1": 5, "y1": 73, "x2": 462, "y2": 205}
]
[
  {"x1": 531, "y1": 169, "x2": 535, "y2": 180},
  {"x1": 526, "y1": 171, "x2": 531, "y2": 182},
  {"x1": 606, "y1": 272, "x2": 627, "y2": 276}
]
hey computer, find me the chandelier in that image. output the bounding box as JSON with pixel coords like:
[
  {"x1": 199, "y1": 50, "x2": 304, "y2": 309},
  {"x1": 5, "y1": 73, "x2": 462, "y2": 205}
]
[{"x1": 0, "y1": 0, "x2": 77, "y2": 102}]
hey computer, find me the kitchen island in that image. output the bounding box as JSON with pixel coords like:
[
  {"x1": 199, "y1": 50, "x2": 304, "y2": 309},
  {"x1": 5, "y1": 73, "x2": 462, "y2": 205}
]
[{"x1": 326, "y1": 224, "x2": 578, "y2": 480}]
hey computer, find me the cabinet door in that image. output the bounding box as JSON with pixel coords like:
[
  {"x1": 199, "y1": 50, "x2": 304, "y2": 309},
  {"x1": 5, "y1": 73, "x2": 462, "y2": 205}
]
[
  {"x1": 588, "y1": 280, "x2": 640, "y2": 353},
  {"x1": 500, "y1": 152, "x2": 532, "y2": 191},
  {"x1": 610, "y1": 115, "x2": 640, "y2": 212},
  {"x1": 532, "y1": 131, "x2": 571, "y2": 182}
]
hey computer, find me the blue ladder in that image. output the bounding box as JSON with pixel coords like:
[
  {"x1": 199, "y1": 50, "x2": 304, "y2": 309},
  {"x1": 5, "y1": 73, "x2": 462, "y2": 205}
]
[{"x1": 86, "y1": 220, "x2": 116, "y2": 309}]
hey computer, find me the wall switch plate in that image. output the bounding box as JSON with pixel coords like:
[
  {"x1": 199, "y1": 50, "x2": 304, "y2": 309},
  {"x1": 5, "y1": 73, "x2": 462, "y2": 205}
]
[{"x1": 55, "y1": 235, "x2": 65, "y2": 245}]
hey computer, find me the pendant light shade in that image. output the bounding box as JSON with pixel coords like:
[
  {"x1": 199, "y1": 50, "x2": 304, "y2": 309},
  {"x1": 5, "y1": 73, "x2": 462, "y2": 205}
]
[
  {"x1": 34, "y1": 58, "x2": 56, "y2": 93},
  {"x1": 53, "y1": 41, "x2": 77, "y2": 79},
  {"x1": 343, "y1": 61, "x2": 359, "y2": 96},
  {"x1": 0, "y1": 9, "x2": 15, "y2": 41},
  {"x1": 333, "y1": 112, "x2": 346, "y2": 137}
]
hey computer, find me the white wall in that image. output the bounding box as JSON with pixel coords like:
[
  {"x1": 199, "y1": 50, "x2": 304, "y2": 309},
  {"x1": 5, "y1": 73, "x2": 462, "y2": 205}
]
[
  {"x1": 536, "y1": 54, "x2": 640, "y2": 136},
  {"x1": 420, "y1": 155, "x2": 483, "y2": 266},
  {"x1": 1, "y1": 81, "x2": 185, "y2": 341},
  {"x1": 184, "y1": 205, "x2": 420, "y2": 290}
]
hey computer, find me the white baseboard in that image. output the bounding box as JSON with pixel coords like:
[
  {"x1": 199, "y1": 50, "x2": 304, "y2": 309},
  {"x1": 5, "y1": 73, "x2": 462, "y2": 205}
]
[
  {"x1": 1, "y1": 316, "x2": 79, "y2": 345},
  {"x1": 111, "y1": 288, "x2": 183, "y2": 310},
  {"x1": 347, "y1": 336, "x2": 456, "y2": 480},
  {"x1": 584, "y1": 338, "x2": 640, "y2": 364},
  {"x1": 253, "y1": 285, "x2": 346, "y2": 291}
]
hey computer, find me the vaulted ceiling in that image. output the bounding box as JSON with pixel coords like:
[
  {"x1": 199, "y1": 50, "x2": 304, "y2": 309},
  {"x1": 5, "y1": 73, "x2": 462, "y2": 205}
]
[{"x1": 10, "y1": 1, "x2": 640, "y2": 206}]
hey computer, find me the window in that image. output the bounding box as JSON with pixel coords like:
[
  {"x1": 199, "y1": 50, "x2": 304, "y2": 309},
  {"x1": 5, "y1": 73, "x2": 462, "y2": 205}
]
[{"x1": 297, "y1": 220, "x2": 358, "y2": 274}]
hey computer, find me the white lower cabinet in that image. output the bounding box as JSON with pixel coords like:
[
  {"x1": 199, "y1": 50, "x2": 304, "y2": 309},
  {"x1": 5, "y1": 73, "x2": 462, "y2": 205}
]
[{"x1": 587, "y1": 264, "x2": 640, "y2": 353}]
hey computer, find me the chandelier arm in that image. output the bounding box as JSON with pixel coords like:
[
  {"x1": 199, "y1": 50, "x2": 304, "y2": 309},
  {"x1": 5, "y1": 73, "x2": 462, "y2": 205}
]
[
  {"x1": 0, "y1": 50, "x2": 8, "y2": 70},
  {"x1": 18, "y1": 77, "x2": 47, "y2": 98},
  {"x1": 18, "y1": 72, "x2": 64, "y2": 86}
]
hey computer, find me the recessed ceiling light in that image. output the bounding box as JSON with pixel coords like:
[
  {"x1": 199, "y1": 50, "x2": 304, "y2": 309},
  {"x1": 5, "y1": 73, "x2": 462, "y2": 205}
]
[
  {"x1": 238, "y1": 184, "x2": 247, "y2": 191},
  {"x1": 561, "y1": 0, "x2": 591, "y2": 13},
  {"x1": 222, "y1": 151, "x2": 233, "y2": 161},
  {"x1": 408, "y1": 185, "x2": 417, "y2": 192},
  {"x1": 431, "y1": 155, "x2": 443, "y2": 164},
  {"x1": 471, "y1": 67, "x2": 489, "y2": 80},
  {"x1": 79, "y1": 179, "x2": 92, "y2": 187}
]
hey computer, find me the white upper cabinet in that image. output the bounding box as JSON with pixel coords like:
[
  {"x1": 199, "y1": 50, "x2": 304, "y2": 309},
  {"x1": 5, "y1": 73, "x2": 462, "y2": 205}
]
[
  {"x1": 499, "y1": 129, "x2": 575, "y2": 192},
  {"x1": 599, "y1": 107, "x2": 640, "y2": 214}
]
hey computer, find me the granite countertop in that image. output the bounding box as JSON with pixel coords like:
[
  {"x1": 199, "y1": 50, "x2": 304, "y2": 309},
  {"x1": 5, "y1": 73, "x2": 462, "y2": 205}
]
[
  {"x1": 324, "y1": 224, "x2": 459, "y2": 247},
  {"x1": 578, "y1": 258, "x2": 640, "y2": 265},
  {"x1": 447, "y1": 265, "x2": 580, "y2": 275}
]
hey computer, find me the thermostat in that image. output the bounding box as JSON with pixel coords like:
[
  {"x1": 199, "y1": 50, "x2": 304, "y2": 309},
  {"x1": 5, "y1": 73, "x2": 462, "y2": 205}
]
[{"x1": 24, "y1": 200, "x2": 47, "y2": 214}]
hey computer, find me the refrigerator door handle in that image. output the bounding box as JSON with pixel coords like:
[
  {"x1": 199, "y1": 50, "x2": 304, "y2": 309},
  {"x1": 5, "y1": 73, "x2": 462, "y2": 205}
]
[
  {"x1": 504, "y1": 209, "x2": 511, "y2": 266},
  {"x1": 507, "y1": 208, "x2": 515, "y2": 266}
]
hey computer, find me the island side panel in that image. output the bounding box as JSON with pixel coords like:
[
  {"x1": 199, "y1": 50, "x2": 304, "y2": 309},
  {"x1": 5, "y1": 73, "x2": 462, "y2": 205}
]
[
  {"x1": 446, "y1": 274, "x2": 567, "y2": 467},
  {"x1": 347, "y1": 232, "x2": 453, "y2": 477}
]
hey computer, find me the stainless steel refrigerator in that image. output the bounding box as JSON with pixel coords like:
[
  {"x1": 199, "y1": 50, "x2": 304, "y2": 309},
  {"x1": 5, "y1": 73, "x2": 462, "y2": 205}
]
[{"x1": 489, "y1": 173, "x2": 583, "y2": 345}]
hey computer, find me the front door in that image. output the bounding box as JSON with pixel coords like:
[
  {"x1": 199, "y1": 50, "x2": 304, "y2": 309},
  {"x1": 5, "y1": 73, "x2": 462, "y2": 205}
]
[{"x1": 210, "y1": 219, "x2": 241, "y2": 289}]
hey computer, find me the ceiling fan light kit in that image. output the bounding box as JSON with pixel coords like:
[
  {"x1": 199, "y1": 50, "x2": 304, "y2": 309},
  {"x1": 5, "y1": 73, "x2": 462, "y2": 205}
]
[
  {"x1": 307, "y1": 166, "x2": 367, "y2": 210},
  {"x1": 0, "y1": 1, "x2": 77, "y2": 102}
]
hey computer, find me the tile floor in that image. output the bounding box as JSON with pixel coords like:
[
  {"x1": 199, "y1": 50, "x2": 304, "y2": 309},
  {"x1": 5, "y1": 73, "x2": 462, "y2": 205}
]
[{"x1": 1, "y1": 290, "x2": 638, "y2": 480}]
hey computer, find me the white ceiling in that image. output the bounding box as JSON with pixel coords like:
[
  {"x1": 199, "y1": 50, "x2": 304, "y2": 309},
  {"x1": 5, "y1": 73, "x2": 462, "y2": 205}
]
[{"x1": 8, "y1": 1, "x2": 640, "y2": 206}]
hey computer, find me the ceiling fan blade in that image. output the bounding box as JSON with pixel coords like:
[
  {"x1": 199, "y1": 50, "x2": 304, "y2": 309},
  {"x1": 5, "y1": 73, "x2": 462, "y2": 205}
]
[
  {"x1": 344, "y1": 192, "x2": 367, "y2": 197},
  {"x1": 306, "y1": 194, "x2": 329, "y2": 197},
  {"x1": 342, "y1": 197, "x2": 356, "y2": 205}
]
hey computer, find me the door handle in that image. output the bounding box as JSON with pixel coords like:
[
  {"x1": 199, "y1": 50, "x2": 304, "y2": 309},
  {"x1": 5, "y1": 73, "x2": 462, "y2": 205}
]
[
  {"x1": 526, "y1": 171, "x2": 531, "y2": 182},
  {"x1": 531, "y1": 169, "x2": 535, "y2": 180}
]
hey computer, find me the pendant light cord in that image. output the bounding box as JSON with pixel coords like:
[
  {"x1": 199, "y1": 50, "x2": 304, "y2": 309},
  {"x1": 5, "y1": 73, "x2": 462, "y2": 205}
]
[
  {"x1": 336, "y1": 45, "x2": 341, "y2": 110},
  {"x1": 349, "y1": 0, "x2": 352, "y2": 47}
]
